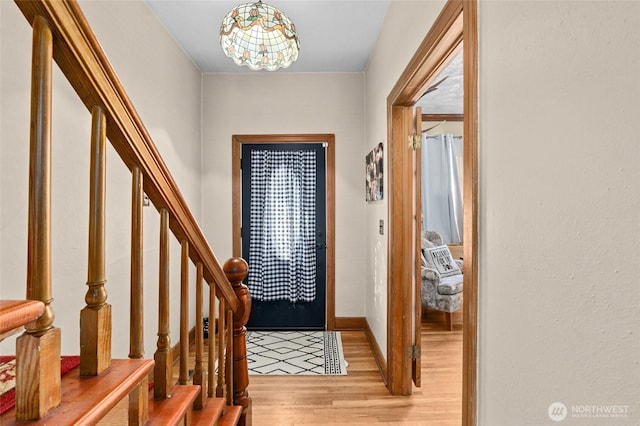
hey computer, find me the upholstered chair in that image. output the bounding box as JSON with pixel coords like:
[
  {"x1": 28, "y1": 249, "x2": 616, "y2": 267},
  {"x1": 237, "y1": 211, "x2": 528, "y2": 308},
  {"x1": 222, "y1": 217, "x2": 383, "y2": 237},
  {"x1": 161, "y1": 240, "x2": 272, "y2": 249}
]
[{"x1": 421, "y1": 231, "x2": 463, "y2": 330}]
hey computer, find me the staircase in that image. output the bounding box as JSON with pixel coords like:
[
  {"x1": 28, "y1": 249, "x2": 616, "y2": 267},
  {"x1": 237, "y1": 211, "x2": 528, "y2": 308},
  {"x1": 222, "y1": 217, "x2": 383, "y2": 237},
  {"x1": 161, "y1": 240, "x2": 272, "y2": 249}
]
[{"x1": 0, "y1": 1, "x2": 251, "y2": 424}]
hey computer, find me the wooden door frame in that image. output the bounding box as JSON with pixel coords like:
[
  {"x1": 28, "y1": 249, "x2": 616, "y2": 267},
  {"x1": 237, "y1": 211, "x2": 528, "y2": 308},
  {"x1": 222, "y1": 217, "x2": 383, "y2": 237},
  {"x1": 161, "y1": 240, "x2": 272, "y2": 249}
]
[
  {"x1": 386, "y1": 1, "x2": 478, "y2": 425},
  {"x1": 231, "y1": 134, "x2": 336, "y2": 330}
]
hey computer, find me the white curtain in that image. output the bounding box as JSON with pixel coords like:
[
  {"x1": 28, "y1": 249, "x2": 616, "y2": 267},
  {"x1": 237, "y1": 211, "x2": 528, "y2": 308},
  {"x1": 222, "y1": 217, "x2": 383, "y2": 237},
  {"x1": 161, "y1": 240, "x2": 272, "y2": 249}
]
[
  {"x1": 421, "y1": 133, "x2": 463, "y2": 245},
  {"x1": 247, "y1": 149, "x2": 317, "y2": 303}
]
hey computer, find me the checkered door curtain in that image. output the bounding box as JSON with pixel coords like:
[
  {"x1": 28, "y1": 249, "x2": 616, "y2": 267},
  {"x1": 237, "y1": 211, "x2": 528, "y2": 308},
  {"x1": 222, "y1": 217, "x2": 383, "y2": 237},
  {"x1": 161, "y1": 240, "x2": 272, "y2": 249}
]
[{"x1": 247, "y1": 149, "x2": 317, "y2": 303}]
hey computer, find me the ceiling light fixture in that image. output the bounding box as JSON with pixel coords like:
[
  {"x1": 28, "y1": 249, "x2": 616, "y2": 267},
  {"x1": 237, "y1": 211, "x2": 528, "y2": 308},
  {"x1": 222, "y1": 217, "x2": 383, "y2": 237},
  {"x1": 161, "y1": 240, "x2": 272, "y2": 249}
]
[{"x1": 219, "y1": 1, "x2": 300, "y2": 71}]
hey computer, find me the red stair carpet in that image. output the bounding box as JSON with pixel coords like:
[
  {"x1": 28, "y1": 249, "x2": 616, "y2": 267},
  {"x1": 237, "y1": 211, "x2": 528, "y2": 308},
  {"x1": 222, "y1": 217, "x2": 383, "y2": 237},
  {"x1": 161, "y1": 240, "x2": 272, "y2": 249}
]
[{"x1": 0, "y1": 355, "x2": 80, "y2": 415}]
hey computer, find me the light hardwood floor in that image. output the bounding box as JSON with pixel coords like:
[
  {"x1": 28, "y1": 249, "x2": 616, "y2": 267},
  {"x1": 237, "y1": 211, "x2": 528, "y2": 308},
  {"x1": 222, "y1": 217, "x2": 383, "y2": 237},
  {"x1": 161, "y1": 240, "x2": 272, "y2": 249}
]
[
  {"x1": 249, "y1": 308, "x2": 462, "y2": 426},
  {"x1": 99, "y1": 307, "x2": 462, "y2": 425}
]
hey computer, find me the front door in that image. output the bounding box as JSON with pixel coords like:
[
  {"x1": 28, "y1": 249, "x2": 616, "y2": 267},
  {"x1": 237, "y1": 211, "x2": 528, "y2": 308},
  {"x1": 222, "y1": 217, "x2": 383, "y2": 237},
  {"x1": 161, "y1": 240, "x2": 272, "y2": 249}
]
[{"x1": 241, "y1": 143, "x2": 327, "y2": 329}]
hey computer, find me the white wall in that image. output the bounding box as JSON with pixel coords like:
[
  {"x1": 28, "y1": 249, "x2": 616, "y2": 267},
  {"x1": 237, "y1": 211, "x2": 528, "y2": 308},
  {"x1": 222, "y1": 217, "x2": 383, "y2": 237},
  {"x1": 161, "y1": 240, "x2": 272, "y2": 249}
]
[
  {"x1": 364, "y1": 0, "x2": 447, "y2": 360},
  {"x1": 200, "y1": 72, "x2": 366, "y2": 318},
  {"x1": 366, "y1": 0, "x2": 639, "y2": 422},
  {"x1": 0, "y1": 0, "x2": 203, "y2": 359},
  {"x1": 478, "y1": 1, "x2": 639, "y2": 423}
]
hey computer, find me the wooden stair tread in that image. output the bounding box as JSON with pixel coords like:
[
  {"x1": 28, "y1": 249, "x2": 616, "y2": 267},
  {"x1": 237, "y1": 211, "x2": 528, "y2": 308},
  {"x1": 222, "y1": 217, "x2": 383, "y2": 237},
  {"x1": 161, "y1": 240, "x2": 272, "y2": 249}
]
[
  {"x1": 0, "y1": 358, "x2": 154, "y2": 425},
  {"x1": 0, "y1": 300, "x2": 45, "y2": 337},
  {"x1": 216, "y1": 405, "x2": 242, "y2": 426},
  {"x1": 191, "y1": 397, "x2": 225, "y2": 426},
  {"x1": 147, "y1": 385, "x2": 200, "y2": 426}
]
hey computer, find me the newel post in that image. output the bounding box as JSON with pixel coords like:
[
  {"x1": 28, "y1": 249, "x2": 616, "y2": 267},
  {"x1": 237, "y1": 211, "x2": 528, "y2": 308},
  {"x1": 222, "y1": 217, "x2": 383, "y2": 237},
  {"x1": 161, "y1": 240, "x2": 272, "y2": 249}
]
[{"x1": 223, "y1": 257, "x2": 252, "y2": 426}]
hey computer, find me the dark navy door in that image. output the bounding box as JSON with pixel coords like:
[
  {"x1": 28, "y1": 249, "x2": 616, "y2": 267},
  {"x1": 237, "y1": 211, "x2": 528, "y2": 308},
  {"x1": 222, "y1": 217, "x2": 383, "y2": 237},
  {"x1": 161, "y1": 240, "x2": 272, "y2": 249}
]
[{"x1": 241, "y1": 143, "x2": 326, "y2": 329}]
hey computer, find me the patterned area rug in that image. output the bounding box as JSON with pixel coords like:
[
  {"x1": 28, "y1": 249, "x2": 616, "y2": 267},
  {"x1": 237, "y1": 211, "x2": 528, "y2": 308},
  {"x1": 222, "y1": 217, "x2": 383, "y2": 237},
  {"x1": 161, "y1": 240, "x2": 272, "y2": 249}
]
[
  {"x1": 0, "y1": 355, "x2": 80, "y2": 414},
  {"x1": 246, "y1": 331, "x2": 347, "y2": 375}
]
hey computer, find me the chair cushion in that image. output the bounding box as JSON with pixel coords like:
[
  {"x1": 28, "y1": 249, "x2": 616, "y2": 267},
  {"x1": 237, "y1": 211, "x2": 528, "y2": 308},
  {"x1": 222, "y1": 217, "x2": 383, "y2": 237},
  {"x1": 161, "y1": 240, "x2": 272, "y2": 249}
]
[
  {"x1": 423, "y1": 245, "x2": 461, "y2": 277},
  {"x1": 437, "y1": 274, "x2": 463, "y2": 295}
]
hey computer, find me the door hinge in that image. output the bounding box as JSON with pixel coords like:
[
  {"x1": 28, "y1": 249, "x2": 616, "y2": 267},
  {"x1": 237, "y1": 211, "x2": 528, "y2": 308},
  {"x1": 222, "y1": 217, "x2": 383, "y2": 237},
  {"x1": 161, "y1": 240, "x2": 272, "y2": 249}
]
[
  {"x1": 408, "y1": 134, "x2": 421, "y2": 150},
  {"x1": 240, "y1": 227, "x2": 243, "y2": 237},
  {"x1": 408, "y1": 344, "x2": 421, "y2": 360}
]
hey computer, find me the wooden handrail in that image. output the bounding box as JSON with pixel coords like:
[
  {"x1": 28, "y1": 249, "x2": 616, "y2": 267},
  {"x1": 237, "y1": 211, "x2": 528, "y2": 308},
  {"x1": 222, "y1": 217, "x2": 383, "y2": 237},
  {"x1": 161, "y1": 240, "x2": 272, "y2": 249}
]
[
  {"x1": 14, "y1": 0, "x2": 239, "y2": 312},
  {"x1": 0, "y1": 301, "x2": 45, "y2": 338}
]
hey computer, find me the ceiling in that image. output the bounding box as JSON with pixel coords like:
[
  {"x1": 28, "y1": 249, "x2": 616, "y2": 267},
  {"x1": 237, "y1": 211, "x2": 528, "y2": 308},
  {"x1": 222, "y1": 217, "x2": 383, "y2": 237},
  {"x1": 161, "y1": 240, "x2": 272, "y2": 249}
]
[
  {"x1": 145, "y1": 0, "x2": 390, "y2": 73},
  {"x1": 419, "y1": 48, "x2": 463, "y2": 115},
  {"x1": 145, "y1": 0, "x2": 462, "y2": 113}
]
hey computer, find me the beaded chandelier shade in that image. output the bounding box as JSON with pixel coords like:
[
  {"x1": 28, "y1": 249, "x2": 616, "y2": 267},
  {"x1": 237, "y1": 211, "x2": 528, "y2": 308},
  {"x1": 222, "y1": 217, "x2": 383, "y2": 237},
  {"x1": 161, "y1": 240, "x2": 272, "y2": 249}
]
[{"x1": 219, "y1": 1, "x2": 300, "y2": 71}]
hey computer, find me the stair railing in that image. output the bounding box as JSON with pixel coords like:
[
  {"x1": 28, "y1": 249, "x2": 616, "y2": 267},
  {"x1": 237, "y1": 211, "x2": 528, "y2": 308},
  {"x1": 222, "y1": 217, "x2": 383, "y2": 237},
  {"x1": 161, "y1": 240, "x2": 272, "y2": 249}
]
[{"x1": 10, "y1": 0, "x2": 251, "y2": 424}]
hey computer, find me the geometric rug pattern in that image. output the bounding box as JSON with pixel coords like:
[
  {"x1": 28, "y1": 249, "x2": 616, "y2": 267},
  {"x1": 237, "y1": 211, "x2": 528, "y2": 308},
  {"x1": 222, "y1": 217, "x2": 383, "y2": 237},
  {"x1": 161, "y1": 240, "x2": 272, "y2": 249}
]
[{"x1": 246, "y1": 331, "x2": 347, "y2": 375}]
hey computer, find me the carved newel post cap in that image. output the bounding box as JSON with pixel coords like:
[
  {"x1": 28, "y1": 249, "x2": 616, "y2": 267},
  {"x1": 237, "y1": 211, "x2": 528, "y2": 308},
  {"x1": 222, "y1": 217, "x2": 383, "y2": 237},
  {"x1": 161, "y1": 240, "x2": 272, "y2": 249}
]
[
  {"x1": 223, "y1": 257, "x2": 248, "y2": 283},
  {"x1": 224, "y1": 257, "x2": 251, "y2": 325}
]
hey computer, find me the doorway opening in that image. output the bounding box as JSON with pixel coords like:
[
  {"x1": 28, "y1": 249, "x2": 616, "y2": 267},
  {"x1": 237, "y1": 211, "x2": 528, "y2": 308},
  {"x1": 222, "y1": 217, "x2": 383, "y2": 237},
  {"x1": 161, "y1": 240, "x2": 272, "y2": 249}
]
[
  {"x1": 241, "y1": 143, "x2": 327, "y2": 329},
  {"x1": 232, "y1": 134, "x2": 337, "y2": 330},
  {"x1": 386, "y1": 1, "x2": 478, "y2": 425}
]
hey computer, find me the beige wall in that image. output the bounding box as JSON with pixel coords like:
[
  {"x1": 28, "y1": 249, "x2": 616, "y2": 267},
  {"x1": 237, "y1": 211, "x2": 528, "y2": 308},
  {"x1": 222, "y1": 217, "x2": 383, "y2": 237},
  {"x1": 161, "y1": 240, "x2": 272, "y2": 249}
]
[
  {"x1": 478, "y1": 0, "x2": 639, "y2": 422},
  {"x1": 364, "y1": 0, "x2": 447, "y2": 360},
  {"x1": 366, "y1": 0, "x2": 639, "y2": 422},
  {"x1": 200, "y1": 72, "x2": 366, "y2": 318},
  {"x1": 0, "y1": 0, "x2": 203, "y2": 359}
]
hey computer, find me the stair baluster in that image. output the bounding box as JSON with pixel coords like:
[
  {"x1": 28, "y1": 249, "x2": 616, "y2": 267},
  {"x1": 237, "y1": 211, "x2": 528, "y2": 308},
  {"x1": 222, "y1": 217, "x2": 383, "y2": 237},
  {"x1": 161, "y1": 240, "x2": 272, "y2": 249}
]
[
  {"x1": 179, "y1": 240, "x2": 190, "y2": 385},
  {"x1": 129, "y1": 166, "x2": 149, "y2": 425},
  {"x1": 16, "y1": 14, "x2": 61, "y2": 421},
  {"x1": 225, "y1": 309, "x2": 234, "y2": 406},
  {"x1": 129, "y1": 166, "x2": 145, "y2": 360},
  {"x1": 208, "y1": 275, "x2": 217, "y2": 398},
  {"x1": 154, "y1": 208, "x2": 173, "y2": 399},
  {"x1": 193, "y1": 263, "x2": 207, "y2": 409},
  {"x1": 216, "y1": 299, "x2": 226, "y2": 400},
  {"x1": 80, "y1": 105, "x2": 112, "y2": 377}
]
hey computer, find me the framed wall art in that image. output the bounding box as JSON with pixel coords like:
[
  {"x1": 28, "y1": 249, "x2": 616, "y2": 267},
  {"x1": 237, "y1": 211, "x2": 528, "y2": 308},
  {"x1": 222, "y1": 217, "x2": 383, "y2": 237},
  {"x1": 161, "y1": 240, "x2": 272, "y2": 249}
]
[{"x1": 365, "y1": 142, "x2": 383, "y2": 201}]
